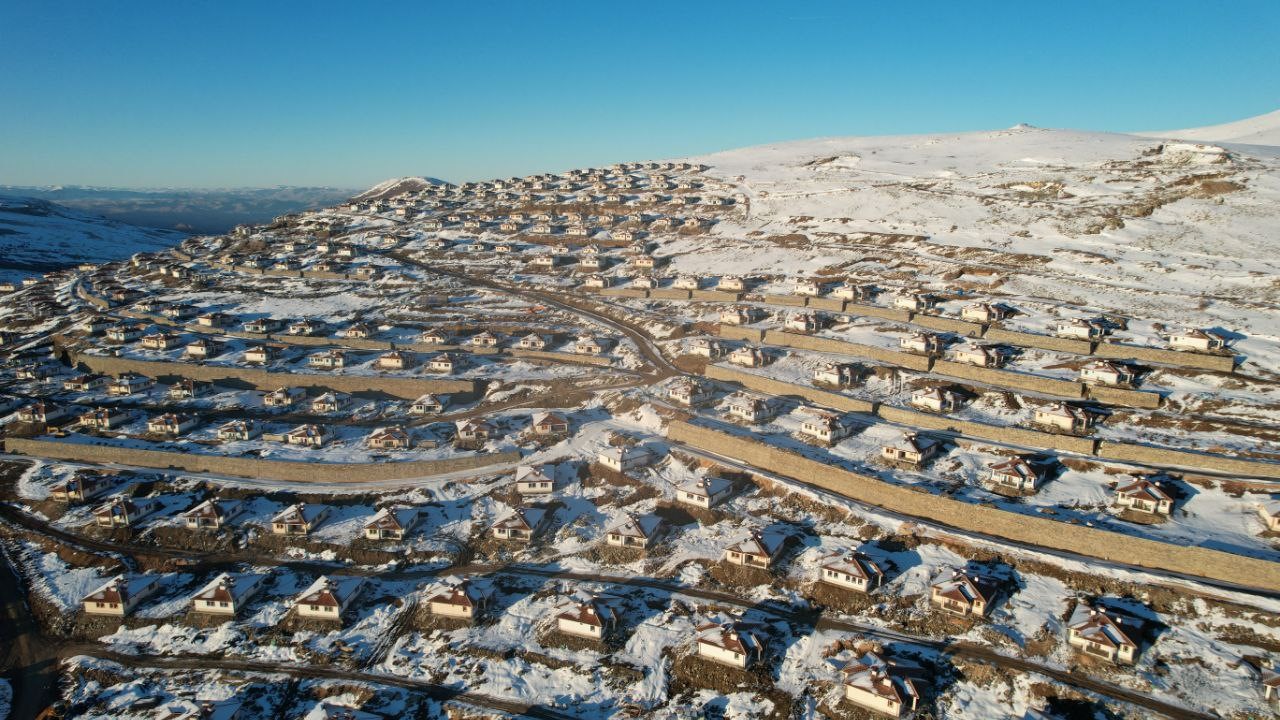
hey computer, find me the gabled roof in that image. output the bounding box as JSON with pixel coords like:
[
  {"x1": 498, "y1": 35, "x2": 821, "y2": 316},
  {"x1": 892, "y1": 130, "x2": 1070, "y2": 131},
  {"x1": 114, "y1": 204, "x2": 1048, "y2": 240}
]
[
  {"x1": 607, "y1": 512, "x2": 664, "y2": 539},
  {"x1": 696, "y1": 619, "x2": 766, "y2": 656},
  {"x1": 364, "y1": 506, "x2": 419, "y2": 532},
  {"x1": 1067, "y1": 602, "x2": 1142, "y2": 650},
  {"x1": 193, "y1": 572, "x2": 264, "y2": 604},
  {"x1": 515, "y1": 464, "x2": 555, "y2": 485},
  {"x1": 183, "y1": 499, "x2": 242, "y2": 522},
  {"x1": 295, "y1": 575, "x2": 364, "y2": 608},
  {"x1": 932, "y1": 570, "x2": 1000, "y2": 605},
  {"x1": 821, "y1": 552, "x2": 884, "y2": 582},
  {"x1": 272, "y1": 503, "x2": 326, "y2": 525},
  {"x1": 844, "y1": 652, "x2": 920, "y2": 706},
  {"x1": 428, "y1": 578, "x2": 487, "y2": 608},
  {"x1": 557, "y1": 596, "x2": 616, "y2": 627},
  {"x1": 677, "y1": 475, "x2": 733, "y2": 498},
  {"x1": 1115, "y1": 478, "x2": 1173, "y2": 503},
  {"x1": 82, "y1": 574, "x2": 157, "y2": 606},
  {"x1": 494, "y1": 507, "x2": 547, "y2": 532},
  {"x1": 989, "y1": 457, "x2": 1042, "y2": 482},
  {"x1": 727, "y1": 530, "x2": 789, "y2": 558}
]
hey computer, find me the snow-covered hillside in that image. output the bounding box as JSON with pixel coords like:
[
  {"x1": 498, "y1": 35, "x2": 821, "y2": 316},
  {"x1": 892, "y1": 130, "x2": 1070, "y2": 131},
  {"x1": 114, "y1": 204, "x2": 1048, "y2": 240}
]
[
  {"x1": 670, "y1": 115, "x2": 1280, "y2": 340},
  {"x1": 0, "y1": 195, "x2": 186, "y2": 282},
  {"x1": 1145, "y1": 108, "x2": 1280, "y2": 146}
]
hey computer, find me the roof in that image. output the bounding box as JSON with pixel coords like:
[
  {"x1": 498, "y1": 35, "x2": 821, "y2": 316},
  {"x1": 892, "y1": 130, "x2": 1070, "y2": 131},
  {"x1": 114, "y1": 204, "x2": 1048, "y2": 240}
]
[
  {"x1": 271, "y1": 503, "x2": 327, "y2": 524},
  {"x1": 696, "y1": 620, "x2": 766, "y2": 656},
  {"x1": 494, "y1": 507, "x2": 546, "y2": 532},
  {"x1": 932, "y1": 570, "x2": 1000, "y2": 605},
  {"x1": 989, "y1": 457, "x2": 1041, "y2": 481},
  {"x1": 295, "y1": 575, "x2": 364, "y2": 608},
  {"x1": 844, "y1": 652, "x2": 920, "y2": 706},
  {"x1": 607, "y1": 512, "x2": 664, "y2": 539},
  {"x1": 677, "y1": 475, "x2": 734, "y2": 498},
  {"x1": 1067, "y1": 602, "x2": 1142, "y2": 650},
  {"x1": 557, "y1": 597, "x2": 616, "y2": 627},
  {"x1": 727, "y1": 530, "x2": 789, "y2": 558},
  {"x1": 821, "y1": 552, "x2": 883, "y2": 581},
  {"x1": 532, "y1": 411, "x2": 569, "y2": 427},
  {"x1": 515, "y1": 464, "x2": 555, "y2": 485},
  {"x1": 1115, "y1": 478, "x2": 1173, "y2": 503},
  {"x1": 82, "y1": 574, "x2": 157, "y2": 605},
  {"x1": 193, "y1": 572, "x2": 265, "y2": 604},
  {"x1": 427, "y1": 578, "x2": 486, "y2": 608},
  {"x1": 364, "y1": 506, "x2": 419, "y2": 532},
  {"x1": 888, "y1": 433, "x2": 938, "y2": 453},
  {"x1": 183, "y1": 499, "x2": 242, "y2": 521}
]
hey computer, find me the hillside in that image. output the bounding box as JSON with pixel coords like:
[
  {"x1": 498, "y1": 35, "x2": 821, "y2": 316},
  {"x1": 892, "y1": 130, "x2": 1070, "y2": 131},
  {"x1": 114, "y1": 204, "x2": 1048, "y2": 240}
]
[
  {"x1": 0, "y1": 195, "x2": 186, "y2": 281},
  {"x1": 1144, "y1": 108, "x2": 1280, "y2": 146}
]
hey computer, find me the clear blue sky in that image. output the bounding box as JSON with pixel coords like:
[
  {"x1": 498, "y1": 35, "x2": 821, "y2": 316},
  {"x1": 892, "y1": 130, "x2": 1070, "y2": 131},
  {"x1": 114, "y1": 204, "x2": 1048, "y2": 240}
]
[{"x1": 2, "y1": 0, "x2": 1277, "y2": 189}]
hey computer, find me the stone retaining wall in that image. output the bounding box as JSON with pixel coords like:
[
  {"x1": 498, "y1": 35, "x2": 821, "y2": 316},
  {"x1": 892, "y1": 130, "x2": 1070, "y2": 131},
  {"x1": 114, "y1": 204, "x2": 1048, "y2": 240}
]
[
  {"x1": 911, "y1": 314, "x2": 984, "y2": 337},
  {"x1": 931, "y1": 359, "x2": 1085, "y2": 399},
  {"x1": 843, "y1": 303, "x2": 913, "y2": 323},
  {"x1": 690, "y1": 290, "x2": 742, "y2": 302},
  {"x1": 1096, "y1": 442, "x2": 1280, "y2": 479},
  {"x1": 982, "y1": 327, "x2": 1095, "y2": 355},
  {"x1": 704, "y1": 365, "x2": 876, "y2": 413},
  {"x1": 762, "y1": 330, "x2": 934, "y2": 371},
  {"x1": 666, "y1": 421, "x2": 1280, "y2": 591},
  {"x1": 1094, "y1": 342, "x2": 1237, "y2": 373},
  {"x1": 6, "y1": 437, "x2": 520, "y2": 483},
  {"x1": 1085, "y1": 385, "x2": 1162, "y2": 409}
]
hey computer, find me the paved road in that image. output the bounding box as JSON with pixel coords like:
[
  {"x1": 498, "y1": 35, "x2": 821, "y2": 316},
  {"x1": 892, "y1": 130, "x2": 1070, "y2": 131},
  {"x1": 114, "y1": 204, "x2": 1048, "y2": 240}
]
[{"x1": 0, "y1": 547, "x2": 59, "y2": 720}]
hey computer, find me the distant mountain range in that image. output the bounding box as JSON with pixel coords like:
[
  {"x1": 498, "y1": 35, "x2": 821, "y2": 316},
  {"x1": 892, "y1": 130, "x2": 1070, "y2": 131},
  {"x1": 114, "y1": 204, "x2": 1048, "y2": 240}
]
[
  {"x1": 0, "y1": 195, "x2": 187, "y2": 281},
  {"x1": 0, "y1": 185, "x2": 360, "y2": 234}
]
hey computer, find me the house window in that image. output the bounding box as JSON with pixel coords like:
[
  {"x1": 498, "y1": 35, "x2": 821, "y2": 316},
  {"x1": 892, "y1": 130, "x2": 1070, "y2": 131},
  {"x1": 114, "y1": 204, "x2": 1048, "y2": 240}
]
[{"x1": 220, "y1": 601, "x2": 229, "y2": 607}]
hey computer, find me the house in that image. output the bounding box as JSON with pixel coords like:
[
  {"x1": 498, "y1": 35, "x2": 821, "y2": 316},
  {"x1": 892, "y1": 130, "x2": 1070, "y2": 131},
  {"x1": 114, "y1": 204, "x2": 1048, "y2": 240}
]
[
  {"x1": 1079, "y1": 360, "x2": 1137, "y2": 387},
  {"x1": 243, "y1": 317, "x2": 284, "y2": 334},
  {"x1": 271, "y1": 503, "x2": 331, "y2": 535},
  {"x1": 899, "y1": 332, "x2": 944, "y2": 356},
  {"x1": 632, "y1": 275, "x2": 657, "y2": 290},
  {"x1": 1066, "y1": 602, "x2": 1145, "y2": 664},
  {"x1": 717, "y1": 276, "x2": 745, "y2": 292},
  {"x1": 51, "y1": 471, "x2": 116, "y2": 503},
  {"x1": 363, "y1": 425, "x2": 410, "y2": 451},
  {"x1": 531, "y1": 411, "x2": 570, "y2": 436},
  {"x1": 931, "y1": 569, "x2": 1000, "y2": 617},
  {"x1": 910, "y1": 386, "x2": 964, "y2": 413},
  {"x1": 376, "y1": 350, "x2": 414, "y2": 370},
  {"x1": 409, "y1": 393, "x2": 446, "y2": 415},
  {"x1": 1114, "y1": 477, "x2": 1174, "y2": 516},
  {"x1": 63, "y1": 374, "x2": 110, "y2": 392},
  {"x1": 605, "y1": 512, "x2": 666, "y2": 550},
  {"x1": 288, "y1": 318, "x2": 325, "y2": 336},
  {"x1": 243, "y1": 344, "x2": 281, "y2": 365},
  {"x1": 418, "y1": 329, "x2": 450, "y2": 345},
  {"x1": 892, "y1": 292, "x2": 939, "y2": 312},
  {"x1": 1033, "y1": 403, "x2": 1099, "y2": 434},
  {"x1": 794, "y1": 279, "x2": 822, "y2": 297},
  {"x1": 1056, "y1": 317, "x2": 1108, "y2": 341},
  {"x1": 1263, "y1": 669, "x2": 1280, "y2": 712},
  {"x1": 140, "y1": 331, "x2": 180, "y2": 351},
  {"x1": 264, "y1": 386, "x2": 305, "y2": 407},
  {"x1": 93, "y1": 497, "x2": 158, "y2": 528},
  {"x1": 833, "y1": 283, "x2": 876, "y2": 302},
  {"x1": 843, "y1": 652, "x2": 921, "y2": 718},
  {"x1": 167, "y1": 378, "x2": 208, "y2": 400},
  {"x1": 673, "y1": 276, "x2": 700, "y2": 290},
  {"x1": 81, "y1": 574, "x2": 160, "y2": 617},
  {"x1": 343, "y1": 323, "x2": 374, "y2": 339},
  {"x1": 784, "y1": 312, "x2": 820, "y2": 333},
  {"x1": 195, "y1": 312, "x2": 233, "y2": 329},
  {"x1": 284, "y1": 424, "x2": 331, "y2": 447},
  {"x1": 363, "y1": 506, "x2": 421, "y2": 540},
  {"x1": 109, "y1": 372, "x2": 154, "y2": 396},
  {"x1": 726, "y1": 394, "x2": 770, "y2": 423},
  {"x1": 813, "y1": 362, "x2": 861, "y2": 388},
  {"x1": 293, "y1": 576, "x2": 365, "y2": 623},
  {"x1": 724, "y1": 530, "x2": 790, "y2": 570},
  {"x1": 696, "y1": 620, "x2": 767, "y2": 669},
  {"x1": 16, "y1": 402, "x2": 66, "y2": 424},
  {"x1": 819, "y1": 552, "x2": 885, "y2": 594},
  {"x1": 79, "y1": 407, "x2": 132, "y2": 430},
  {"x1": 583, "y1": 275, "x2": 610, "y2": 289},
  {"x1": 161, "y1": 304, "x2": 197, "y2": 321},
  {"x1": 184, "y1": 338, "x2": 218, "y2": 359},
  {"x1": 518, "y1": 333, "x2": 548, "y2": 350},
  {"x1": 949, "y1": 342, "x2": 1008, "y2": 368},
  {"x1": 688, "y1": 337, "x2": 726, "y2": 358},
  {"x1": 308, "y1": 349, "x2": 347, "y2": 369},
  {"x1": 14, "y1": 363, "x2": 54, "y2": 381},
  {"x1": 455, "y1": 419, "x2": 493, "y2": 443},
  {"x1": 182, "y1": 499, "x2": 246, "y2": 530},
  {"x1": 105, "y1": 324, "x2": 145, "y2": 343},
  {"x1": 880, "y1": 433, "x2": 941, "y2": 467},
  {"x1": 798, "y1": 410, "x2": 858, "y2": 444},
  {"x1": 575, "y1": 336, "x2": 608, "y2": 355},
  {"x1": 311, "y1": 391, "x2": 352, "y2": 413},
  {"x1": 718, "y1": 307, "x2": 762, "y2": 326},
  {"x1": 428, "y1": 352, "x2": 458, "y2": 373},
  {"x1": 986, "y1": 457, "x2": 1047, "y2": 493},
  {"x1": 556, "y1": 597, "x2": 617, "y2": 641},
  {"x1": 596, "y1": 444, "x2": 655, "y2": 473},
  {"x1": 1168, "y1": 328, "x2": 1228, "y2": 352},
  {"x1": 676, "y1": 476, "x2": 735, "y2": 509},
  {"x1": 961, "y1": 302, "x2": 1015, "y2": 323},
  {"x1": 491, "y1": 507, "x2": 549, "y2": 543},
  {"x1": 427, "y1": 579, "x2": 488, "y2": 621},
  {"x1": 146, "y1": 413, "x2": 199, "y2": 436},
  {"x1": 728, "y1": 346, "x2": 767, "y2": 367},
  {"x1": 668, "y1": 379, "x2": 714, "y2": 406},
  {"x1": 191, "y1": 573, "x2": 266, "y2": 616}
]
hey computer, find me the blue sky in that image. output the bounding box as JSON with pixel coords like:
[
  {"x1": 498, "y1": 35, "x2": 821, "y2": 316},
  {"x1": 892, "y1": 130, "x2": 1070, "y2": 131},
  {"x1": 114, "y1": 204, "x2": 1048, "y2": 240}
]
[{"x1": 2, "y1": 1, "x2": 1277, "y2": 189}]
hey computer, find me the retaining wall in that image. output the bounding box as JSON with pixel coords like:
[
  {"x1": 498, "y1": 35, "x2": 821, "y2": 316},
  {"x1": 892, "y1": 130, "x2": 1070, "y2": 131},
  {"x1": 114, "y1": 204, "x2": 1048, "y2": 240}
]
[
  {"x1": 1085, "y1": 385, "x2": 1162, "y2": 409},
  {"x1": 763, "y1": 331, "x2": 934, "y2": 372},
  {"x1": 704, "y1": 364, "x2": 877, "y2": 413},
  {"x1": 690, "y1": 290, "x2": 742, "y2": 302},
  {"x1": 911, "y1": 314, "x2": 984, "y2": 337},
  {"x1": 666, "y1": 421, "x2": 1280, "y2": 591},
  {"x1": 975, "y1": 327, "x2": 1095, "y2": 355},
  {"x1": 718, "y1": 325, "x2": 766, "y2": 343},
  {"x1": 600, "y1": 288, "x2": 648, "y2": 299},
  {"x1": 874, "y1": 406, "x2": 1099, "y2": 455},
  {"x1": 6, "y1": 437, "x2": 520, "y2": 483},
  {"x1": 761, "y1": 294, "x2": 808, "y2": 307},
  {"x1": 1096, "y1": 442, "x2": 1280, "y2": 479},
  {"x1": 931, "y1": 359, "x2": 1085, "y2": 399},
  {"x1": 68, "y1": 352, "x2": 475, "y2": 399},
  {"x1": 807, "y1": 298, "x2": 846, "y2": 312},
  {"x1": 1094, "y1": 342, "x2": 1237, "y2": 373},
  {"x1": 648, "y1": 289, "x2": 693, "y2": 301},
  {"x1": 843, "y1": 303, "x2": 913, "y2": 323},
  {"x1": 509, "y1": 349, "x2": 613, "y2": 366}
]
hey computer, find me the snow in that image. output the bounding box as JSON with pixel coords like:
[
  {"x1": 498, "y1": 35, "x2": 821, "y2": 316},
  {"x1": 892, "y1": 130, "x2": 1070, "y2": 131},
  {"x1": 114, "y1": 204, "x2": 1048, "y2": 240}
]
[{"x1": 1144, "y1": 108, "x2": 1280, "y2": 147}]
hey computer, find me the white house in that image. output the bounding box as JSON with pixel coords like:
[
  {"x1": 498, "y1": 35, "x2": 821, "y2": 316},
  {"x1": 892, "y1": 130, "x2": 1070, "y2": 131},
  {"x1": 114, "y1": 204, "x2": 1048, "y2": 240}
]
[
  {"x1": 899, "y1": 332, "x2": 943, "y2": 356},
  {"x1": 263, "y1": 386, "x2": 305, "y2": 407},
  {"x1": 726, "y1": 394, "x2": 770, "y2": 424},
  {"x1": 363, "y1": 506, "x2": 421, "y2": 540},
  {"x1": 270, "y1": 503, "x2": 331, "y2": 535},
  {"x1": 813, "y1": 362, "x2": 861, "y2": 388},
  {"x1": 961, "y1": 302, "x2": 1015, "y2": 323},
  {"x1": 93, "y1": 497, "x2": 158, "y2": 528},
  {"x1": 798, "y1": 409, "x2": 858, "y2": 444},
  {"x1": 689, "y1": 337, "x2": 726, "y2": 359},
  {"x1": 1056, "y1": 317, "x2": 1108, "y2": 341},
  {"x1": 892, "y1": 292, "x2": 939, "y2": 312},
  {"x1": 1114, "y1": 477, "x2": 1174, "y2": 516},
  {"x1": 819, "y1": 552, "x2": 884, "y2": 594},
  {"x1": 293, "y1": 575, "x2": 365, "y2": 623},
  {"x1": 949, "y1": 342, "x2": 1008, "y2": 368},
  {"x1": 597, "y1": 444, "x2": 656, "y2": 473},
  {"x1": 667, "y1": 379, "x2": 714, "y2": 406},
  {"x1": 880, "y1": 433, "x2": 941, "y2": 467},
  {"x1": 191, "y1": 573, "x2": 266, "y2": 616},
  {"x1": 1168, "y1": 328, "x2": 1228, "y2": 353},
  {"x1": 676, "y1": 476, "x2": 735, "y2": 509},
  {"x1": 605, "y1": 512, "x2": 666, "y2": 550},
  {"x1": 910, "y1": 386, "x2": 964, "y2": 413},
  {"x1": 727, "y1": 346, "x2": 767, "y2": 368},
  {"x1": 723, "y1": 530, "x2": 789, "y2": 570},
  {"x1": 410, "y1": 393, "x2": 446, "y2": 415},
  {"x1": 428, "y1": 579, "x2": 489, "y2": 621},
  {"x1": 1079, "y1": 360, "x2": 1137, "y2": 387},
  {"x1": 930, "y1": 570, "x2": 999, "y2": 617},
  {"x1": 986, "y1": 457, "x2": 1046, "y2": 493},
  {"x1": 182, "y1": 499, "x2": 246, "y2": 530},
  {"x1": 555, "y1": 597, "x2": 617, "y2": 641},
  {"x1": 1066, "y1": 602, "x2": 1145, "y2": 664},
  {"x1": 1033, "y1": 403, "x2": 1099, "y2": 434},
  {"x1": 695, "y1": 620, "x2": 767, "y2": 669},
  {"x1": 81, "y1": 574, "x2": 161, "y2": 617},
  {"x1": 515, "y1": 465, "x2": 556, "y2": 495},
  {"x1": 491, "y1": 507, "x2": 549, "y2": 543},
  {"x1": 843, "y1": 652, "x2": 921, "y2": 718}
]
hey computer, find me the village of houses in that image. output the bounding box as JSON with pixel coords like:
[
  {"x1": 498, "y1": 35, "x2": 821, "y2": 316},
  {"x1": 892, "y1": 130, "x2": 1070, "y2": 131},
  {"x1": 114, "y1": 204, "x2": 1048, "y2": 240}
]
[{"x1": 1, "y1": 157, "x2": 1279, "y2": 720}]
